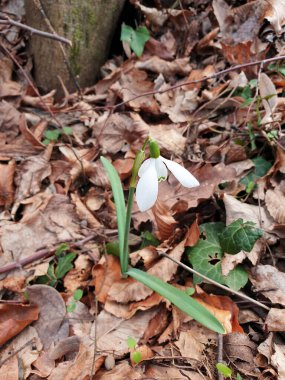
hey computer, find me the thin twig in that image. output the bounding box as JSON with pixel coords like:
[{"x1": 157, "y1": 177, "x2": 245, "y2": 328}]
[
  {"x1": 97, "y1": 54, "x2": 285, "y2": 112},
  {"x1": 158, "y1": 252, "x2": 270, "y2": 311},
  {"x1": 0, "y1": 13, "x2": 71, "y2": 45},
  {"x1": 217, "y1": 334, "x2": 224, "y2": 380}
]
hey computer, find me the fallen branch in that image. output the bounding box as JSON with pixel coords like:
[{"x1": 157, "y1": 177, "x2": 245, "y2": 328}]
[{"x1": 0, "y1": 13, "x2": 72, "y2": 46}]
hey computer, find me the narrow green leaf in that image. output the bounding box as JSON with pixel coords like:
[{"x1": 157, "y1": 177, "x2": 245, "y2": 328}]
[
  {"x1": 100, "y1": 157, "x2": 126, "y2": 270},
  {"x1": 216, "y1": 363, "x2": 232, "y2": 377},
  {"x1": 55, "y1": 252, "x2": 77, "y2": 279},
  {"x1": 127, "y1": 336, "x2": 137, "y2": 349},
  {"x1": 127, "y1": 268, "x2": 225, "y2": 334}
]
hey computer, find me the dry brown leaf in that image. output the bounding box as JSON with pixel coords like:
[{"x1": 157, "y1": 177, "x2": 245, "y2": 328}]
[
  {"x1": 113, "y1": 157, "x2": 134, "y2": 180},
  {"x1": 0, "y1": 57, "x2": 23, "y2": 99},
  {"x1": 71, "y1": 193, "x2": 102, "y2": 228},
  {"x1": 135, "y1": 57, "x2": 191, "y2": 77},
  {"x1": 259, "y1": 73, "x2": 278, "y2": 124},
  {"x1": 265, "y1": 308, "x2": 285, "y2": 331},
  {"x1": 185, "y1": 218, "x2": 200, "y2": 247},
  {"x1": 149, "y1": 123, "x2": 186, "y2": 156},
  {"x1": 14, "y1": 152, "x2": 52, "y2": 203},
  {"x1": 152, "y1": 200, "x2": 177, "y2": 241},
  {"x1": 0, "y1": 303, "x2": 39, "y2": 345},
  {"x1": 130, "y1": 246, "x2": 159, "y2": 269},
  {"x1": 250, "y1": 265, "x2": 285, "y2": 306},
  {"x1": 111, "y1": 68, "x2": 160, "y2": 114},
  {"x1": 265, "y1": 186, "x2": 285, "y2": 224},
  {"x1": 26, "y1": 285, "x2": 69, "y2": 351},
  {"x1": 1, "y1": 193, "x2": 82, "y2": 264},
  {"x1": 221, "y1": 251, "x2": 247, "y2": 276},
  {"x1": 0, "y1": 159, "x2": 15, "y2": 207},
  {"x1": 175, "y1": 330, "x2": 204, "y2": 362},
  {"x1": 85, "y1": 187, "x2": 105, "y2": 211},
  {"x1": 146, "y1": 364, "x2": 208, "y2": 380},
  {"x1": 94, "y1": 112, "x2": 149, "y2": 154},
  {"x1": 271, "y1": 343, "x2": 285, "y2": 379},
  {"x1": 0, "y1": 100, "x2": 20, "y2": 143},
  {"x1": 0, "y1": 326, "x2": 42, "y2": 379},
  {"x1": 63, "y1": 254, "x2": 92, "y2": 294},
  {"x1": 224, "y1": 333, "x2": 256, "y2": 364},
  {"x1": 0, "y1": 355, "x2": 18, "y2": 380},
  {"x1": 92, "y1": 255, "x2": 122, "y2": 303},
  {"x1": 96, "y1": 361, "x2": 143, "y2": 380}
]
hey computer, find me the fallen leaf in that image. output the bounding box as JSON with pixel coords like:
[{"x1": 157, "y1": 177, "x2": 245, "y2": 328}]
[
  {"x1": 152, "y1": 200, "x2": 177, "y2": 241},
  {"x1": 265, "y1": 186, "x2": 285, "y2": 224},
  {"x1": 26, "y1": 285, "x2": 69, "y2": 350},
  {"x1": 96, "y1": 361, "x2": 144, "y2": 380},
  {"x1": 221, "y1": 251, "x2": 247, "y2": 276},
  {"x1": 259, "y1": 72, "x2": 278, "y2": 123},
  {"x1": 250, "y1": 265, "x2": 285, "y2": 306},
  {"x1": 0, "y1": 159, "x2": 15, "y2": 207},
  {"x1": 0, "y1": 303, "x2": 39, "y2": 345},
  {"x1": 64, "y1": 254, "x2": 92, "y2": 294},
  {"x1": 265, "y1": 308, "x2": 285, "y2": 331},
  {"x1": 135, "y1": 57, "x2": 191, "y2": 77}
]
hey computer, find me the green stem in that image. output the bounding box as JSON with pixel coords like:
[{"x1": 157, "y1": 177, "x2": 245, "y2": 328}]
[{"x1": 121, "y1": 186, "x2": 135, "y2": 275}]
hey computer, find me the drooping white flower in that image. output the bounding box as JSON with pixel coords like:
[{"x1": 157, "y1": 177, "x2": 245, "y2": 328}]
[{"x1": 136, "y1": 156, "x2": 200, "y2": 212}]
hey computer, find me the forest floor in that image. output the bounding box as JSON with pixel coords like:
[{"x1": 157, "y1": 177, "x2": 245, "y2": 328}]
[{"x1": 1, "y1": 0, "x2": 285, "y2": 379}]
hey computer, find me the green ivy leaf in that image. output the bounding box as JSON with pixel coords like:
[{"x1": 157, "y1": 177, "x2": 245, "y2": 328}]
[
  {"x1": 55, "y1": 243, "x2": 70, "y2": 257},
  {"x1": 120, "y1": 24, "x2": 150, "y2": 57},
  {"x1": 236, "y1": 373, "x2": 243, "y2": 380},
  {"x1": 62, "y1": 126, "x2": 73, "y2": 135},
  {"x1": 187, "y1": 222, "x2": 225, "y2": 285},
  {"x1": 140, "y1": 231, "x2": 160, "y2": 248},
  {"x1": 220, "y1": 219, "x2": 263, "y2": 254},
  {"x1": 224, "y1": 265, "x2": 248, "y2": 291},
  {"x1": 216, "y1": 363, "x2": 232, "y2": 377},
  {"x1": 55, "y1": 252, "x2": 77, "y2": 279},
  {"x1": 240, "y1": 157, "x2": 271, "y2": 193},
  {"x1": 67, "y1": 300, "x2": 76, "y2": 313}
]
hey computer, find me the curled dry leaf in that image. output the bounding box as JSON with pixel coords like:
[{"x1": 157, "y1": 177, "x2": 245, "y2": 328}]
[
  {"x1": 259, "y1": 73, "x2": 278, "y2": 124},
  {"x1": 135, "y1": 57, "x2": 192, "y2": 77},
  {"x1": 71, "y1": 192, "x2": 102, "y2": 229},
  {"x1": 0, "y1": 303, "x2": 39, "y2": 345},
  {"x1": 149, "y1": 123, "x2": 186, "y2": 156},
  {"x1": 0, "y1": 100, "x2": 20, "y2": 143},
  {"x1": 63, "y1": 253, "x2": 92, "y2": 294},
  {"x1": 221, "y1": 251, "x2": 247, "y2": 276},
  {"x1": 152, "y1": 200, "x2": 177, "y2": 241},
  {"x1": 224, "y1": 332, "x2": 257, "y2": 364},
  {"x1": 97, "y1": 361, "x2": 144, "y2": 380}
]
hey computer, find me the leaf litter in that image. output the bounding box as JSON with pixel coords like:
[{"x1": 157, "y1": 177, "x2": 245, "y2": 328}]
[{"x1": 1, "y1": 0, "x2": 285, "y2": 379}]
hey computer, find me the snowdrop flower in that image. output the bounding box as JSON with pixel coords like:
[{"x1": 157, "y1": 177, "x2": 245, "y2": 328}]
[{"x1": 136, "y1": 140, "x2": 199, "y2": 212}]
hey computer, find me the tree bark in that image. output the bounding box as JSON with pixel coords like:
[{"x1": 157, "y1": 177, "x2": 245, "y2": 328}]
[{"x1": 25, "y1": 0, "x2": 125, "y2": 98}]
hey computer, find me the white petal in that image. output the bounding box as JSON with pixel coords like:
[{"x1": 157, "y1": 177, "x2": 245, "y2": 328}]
[
  {"x1": 136, "y1": 160, "x2": 158, "y2": 212},
  {"x1": 138, "y1": 158, "x2": 152, "y2": 177},
  {"x1": 161, "y1": 157, "x2": 200, "y2": 188},
  {"x1": 155, "y1": 157, "x2": 168, "y2": 181}
]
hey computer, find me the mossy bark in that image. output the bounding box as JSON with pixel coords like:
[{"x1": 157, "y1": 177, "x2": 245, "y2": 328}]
[{"x1": 25, "y1": 0, "x2": 125, "y2": 98}]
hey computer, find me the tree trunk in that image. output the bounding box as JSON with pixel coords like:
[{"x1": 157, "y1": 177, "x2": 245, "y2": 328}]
[{"x1": 25, "y1": 0, "x2": 125, "y2": 98}]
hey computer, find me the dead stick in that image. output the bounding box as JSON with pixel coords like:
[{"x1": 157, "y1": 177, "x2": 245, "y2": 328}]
[
  {"x1": 158, "y1": 252, "x2": 270, "y2": 311},
  {"x1": 0, "y1": 14, "x2": 71, "y2": 46}
]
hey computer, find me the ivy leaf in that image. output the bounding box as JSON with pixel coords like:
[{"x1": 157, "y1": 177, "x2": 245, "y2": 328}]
[
  {"x1": 216, "y1": 363, "x2": 232, "y2": 377},
  {"x1": 121, "y1": 24, "x2": 150, "y2": 57},
  {"x1": 224, "y1": 265, "x2": 248, "y2": 291},
  {"x1": 220, "y1": 219, "x2": 263, "y2": 254},
  {"x1": 132, "y1": 351, "x2": 142, "y2": 365},
  {"x1": 44, "y1": 129, "x2": 60, "y2": 141},
  {"x1": 127, "y1": 337, "x2": 137, "y2": 350},
  {"x1": 187, "y1": 223, "x2": 225, "y2": 285},
  {"x1": 55, "y1": 252, "x2": 77, "y2": 279},
  {"x1": 73, "y1": 289, "x2": 83, "y2": 301},
  {"x1": 240, "y1": 157, "x2": 271, "y2": 193}
]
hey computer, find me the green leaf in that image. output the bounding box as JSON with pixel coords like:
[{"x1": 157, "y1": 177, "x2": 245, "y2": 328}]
[
  {"x1": 236, "y1": 373, "x2": 243, "y2": 380},
  {"x1": 62, "y1": 126, "x2": 73, "y2": 135},
  {"x1": 44, "y1": 129, "x2": 60, "y2": 141},
  {"x1": 132, "y1": 351, "x2": 142, "y2": 365},
  {"x1": 106, "y1": 241, "x2": 120, "y2": 256},
  {"x1": 240, "y1": 157, "x2": 271, "y2": 192},
  {"x1": 187, "y1": 223, "x2": 225, "y2": 285},
  {"x1": 127, "y1": 336, "x2": 137, "y2": 349},
  {"x1": 55, "y1": 243, "x2": 70, "y2": 257},
  {"x1": 224, "y1": 265, "x2": 248, "y2": 291},
  {"x1": 73, "y1": 289, "x2": 83, "y2": 301},
  {"x1": 101, "y1": 157, "x2": 126, "y2": 272},
  {"x1": 67, "y1": 300, "x2": 76, "y2": 313},
  {"x1": 120, "y1": 24, "x2": 150, "y2": 57},
  {"x1": 216, "y1": 363, "x2": 232, "y2": 377},
  {"x1": 140, "y1": 231, "x2": 160, "y2": 248},
  {"x1": 55, "y1": 252, "x2": 77, "y2": 279},
  {"x1": 220, "y1": 219, "x2": 263, "y2": 254},
  {"x1": 127, "y1": 268, "x2": 225, "y2": 334}
]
